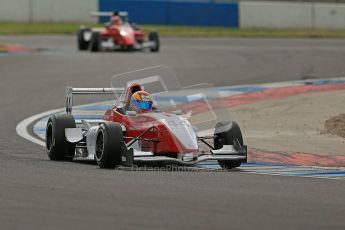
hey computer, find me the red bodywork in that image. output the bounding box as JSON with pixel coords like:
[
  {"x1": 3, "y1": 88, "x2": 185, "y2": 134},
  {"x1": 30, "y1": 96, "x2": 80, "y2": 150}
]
[
  {"x1": 103, "y1": 84, "x2": 198, "y2": 155},
  {"x1": 100, "y1": 16, "x2": 145, "y2": 47}
]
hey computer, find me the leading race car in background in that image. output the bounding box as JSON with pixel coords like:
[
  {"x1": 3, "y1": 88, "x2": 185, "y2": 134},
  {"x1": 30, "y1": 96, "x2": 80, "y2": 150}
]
[
  {"x1": 78, "y1": 11, "x2": 160, "y2": 52},
  {"x1": 45, "y1": 67, "x2": 247, "y2": 169}
]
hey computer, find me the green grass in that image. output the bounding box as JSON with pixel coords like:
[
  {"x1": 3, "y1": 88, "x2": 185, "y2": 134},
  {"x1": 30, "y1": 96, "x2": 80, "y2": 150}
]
[
  {"x1": 1, "y1": 22, "x2": 345, "y2": 38},
  {"x1": 143, "y1": 25, "x2": 345, "y2": 38}
]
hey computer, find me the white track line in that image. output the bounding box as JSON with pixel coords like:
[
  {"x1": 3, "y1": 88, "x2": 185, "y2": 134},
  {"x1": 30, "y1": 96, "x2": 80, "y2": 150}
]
[
  {"x1": 16, "y1": 108, "x2": 64, "y2": 146},
  {"x1": 16, "y1": 100, "x2": 114, "y2": 147}
]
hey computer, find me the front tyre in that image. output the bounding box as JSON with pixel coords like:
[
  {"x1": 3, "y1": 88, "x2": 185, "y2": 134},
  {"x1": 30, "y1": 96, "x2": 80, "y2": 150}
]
[
  {"x1": 148, "y1": 31, "x2": 160, "y2": 52},
  {"x1": 214, "y1": 121, "x2": 244, "y2": 169},
  {"x1": 89, "y1": 32, "x2": 101, "y2": 52},
  {"x1": 46, "y1": 114, "x2": 76, "y2": 161},
  {"x1": 95, "y1": 122, "x2": 124, "y2": 168},
  {"x1": 77, "y1": 28, "x2": 90, "y2": 51}
]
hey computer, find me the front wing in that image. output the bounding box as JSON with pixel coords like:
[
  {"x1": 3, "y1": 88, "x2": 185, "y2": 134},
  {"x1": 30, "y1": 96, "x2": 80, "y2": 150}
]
[{"x1": 123, "y1": 145, "x2": 247, "y2": 166}]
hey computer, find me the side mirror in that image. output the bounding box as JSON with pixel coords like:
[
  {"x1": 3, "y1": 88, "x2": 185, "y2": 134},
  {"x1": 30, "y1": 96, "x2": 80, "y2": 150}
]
[{"x1": 126, "y1": 111, "x2": 137, "y2": 116}]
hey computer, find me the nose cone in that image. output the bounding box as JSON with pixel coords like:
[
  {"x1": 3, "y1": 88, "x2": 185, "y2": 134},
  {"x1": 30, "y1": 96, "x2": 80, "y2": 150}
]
[{"x1": 119, "y1": 27, "x2": 135, "y2": 45}]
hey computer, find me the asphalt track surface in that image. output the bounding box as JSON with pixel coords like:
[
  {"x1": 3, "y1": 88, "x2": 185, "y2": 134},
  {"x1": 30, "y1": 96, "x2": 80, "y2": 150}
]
[{"x1": 1, "y1": 35, "x2": 345, "y2": 229}]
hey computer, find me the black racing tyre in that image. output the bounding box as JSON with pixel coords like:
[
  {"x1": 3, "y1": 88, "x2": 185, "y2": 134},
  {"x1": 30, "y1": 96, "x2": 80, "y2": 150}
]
[
  {"x1": 214, "y1": 121, "x2": 244, "y2": 169},
  {"x1": 95, "y1": 122, "x2": 124, "y2": 168},
  {"x1": 46, "y1": 114, "x2": 76, "y2": 161},
  {"x1": 89, "y1": 32, "x2": 101, "y2": 52},
  {"x1": 77, "y1": 28, "x2": 90, "y2": 51},
  {"x1": 148, "y1": 31, "x2": 160, "y2": 52}
]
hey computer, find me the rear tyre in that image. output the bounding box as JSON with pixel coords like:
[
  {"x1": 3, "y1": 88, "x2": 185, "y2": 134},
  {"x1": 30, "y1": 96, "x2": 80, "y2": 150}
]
[
  {"x1": 148, "y1": 31, "x2": 160, "y2": 52},
  {"x1": 89, "y1": 32, "x2": 101, "y2": 52},
  {"x1": 77, "y1": 28, "x2": 90, "y2": 51},
  {"x1": 214, "y1": 121, "x2": 244, "y2": 169},
  {"x1": 46, "y1": 114, "x2": 76, "y2": 161},
  {"x1": 95, "y1": 122, "x2": 124, "y2": 168}
]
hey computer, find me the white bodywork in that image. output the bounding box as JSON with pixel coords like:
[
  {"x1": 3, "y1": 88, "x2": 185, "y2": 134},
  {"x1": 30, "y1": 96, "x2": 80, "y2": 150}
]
[
  {"x1": 141, "y1": 113, "x2": 199, "y2": 151},
  {"x1": 85, "y1": 126, "x2": 99, "y2": 159},
  {"x1": 65, "y1": 128, "x2": 83, "y2": 143},
  {"x1": 65, "y1": 112, "x2": 199, "y2": 160}
]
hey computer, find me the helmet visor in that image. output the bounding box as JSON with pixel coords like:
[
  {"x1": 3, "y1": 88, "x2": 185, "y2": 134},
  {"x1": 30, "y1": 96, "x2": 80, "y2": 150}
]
[{"x1": 135, "y1": 101, "x2": 152, "y2": 110}]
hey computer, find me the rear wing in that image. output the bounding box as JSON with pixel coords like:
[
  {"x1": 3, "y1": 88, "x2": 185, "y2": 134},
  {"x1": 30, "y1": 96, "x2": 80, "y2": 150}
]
[
  {"x1": 90, "y1": 11, "x2": 128, "y2": 17},
  {"x1": 66, "y1": 87, "x2": 123, "y2": 114}
]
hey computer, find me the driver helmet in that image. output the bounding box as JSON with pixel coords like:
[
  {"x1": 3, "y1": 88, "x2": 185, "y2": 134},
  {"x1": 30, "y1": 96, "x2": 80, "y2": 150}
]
[
  {"x1": 111, "y1": 16, "x2": 122, "y2": 26},
  {"x1": 130, "y1": 91, "x2": 153, "y2": 113}
]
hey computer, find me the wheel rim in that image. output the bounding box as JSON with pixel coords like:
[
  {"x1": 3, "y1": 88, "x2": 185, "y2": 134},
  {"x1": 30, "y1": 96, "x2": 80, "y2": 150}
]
[
  {"x1": 96, "y1": 131, "x2": 104, "y2": 160},
  {"x1": 46, "y1": 123, "x2": 53, "y2": 151}
]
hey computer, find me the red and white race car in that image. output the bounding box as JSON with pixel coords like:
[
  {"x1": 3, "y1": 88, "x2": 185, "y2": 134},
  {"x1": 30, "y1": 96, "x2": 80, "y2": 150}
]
[
  {"x1": 78, "y1": 11, "x2": 159, "y2": 52},
  {"x1": 45, "y1": 67, "x2": 247, "y2": 169}
]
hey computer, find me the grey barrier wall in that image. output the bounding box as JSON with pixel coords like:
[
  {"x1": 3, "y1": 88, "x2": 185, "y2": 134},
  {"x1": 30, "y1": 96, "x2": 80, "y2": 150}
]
[
  {"x1": 0, "y1": 0, "x2": 98, "y2": 22},
  {"x1": 240, "y1": 1, "x2": 345, "y2": 29},
  {"x1": 0, "y1": 0, "x2": 344, "y2": 29},
  {"x1": 314, "y1": 3, "x2": 345, "y2": 29}
]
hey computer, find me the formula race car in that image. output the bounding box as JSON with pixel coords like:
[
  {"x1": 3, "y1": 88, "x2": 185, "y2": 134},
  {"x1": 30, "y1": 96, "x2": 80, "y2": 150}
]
[
  {"x1": 45, "y1": 67, "x2": 247, "y2": 169},
  {"x1": 78, "y1": 11, "x2": 160, "y2": 52}
]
